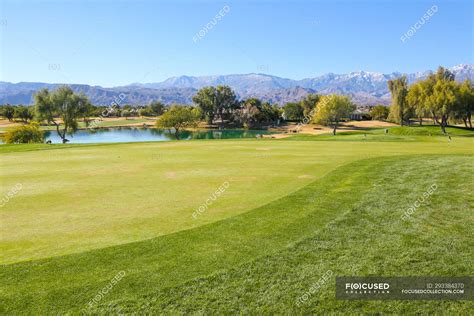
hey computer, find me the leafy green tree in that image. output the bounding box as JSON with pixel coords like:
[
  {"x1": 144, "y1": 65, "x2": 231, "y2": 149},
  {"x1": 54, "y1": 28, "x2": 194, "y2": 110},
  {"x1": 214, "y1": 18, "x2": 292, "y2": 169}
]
[
  {"x1": 435, "y1": 66, "x2": 455, "y2": 81},
  {"x1": 455, "y1": 80, "x2": 473, "y2": 128},
  {"x1": 261, "y1": 102, "x2": 281, "y2": 123},
  {"x1": 147, "y1": 101, "x2": 165, "y2": 116},
  {"x1": 14, "y1": 105, "x2": 34, "y2": 122},
  {"x1": 369, "y1": 105, "x2": 390, "y2": 120},
  {"x1": 138, "y1": 107, "x2": 151, "y2": 117},
  {"x1": 193, "y1": 87, "x2": 216, "y2": 124},
  {"x1": 113, "y1": 107, "x2": 122, "y2": 117},
  {"x1": 34, "y1": 86, "x2": 91, "y2": 143},
  {"x1": 388, "y1": 76, "x2": 409, "y2": 125},
  {"x1": 215, "y1": 85, "x2": 240, "y2": 124},
  {"x1": 406, "y1": 66, "x2": 462, "y2": 132},
  {"x1": 407, "y1": 81, "x2": 428, "y2": 125},
  {"x1": 121, "y1": 105, "x2": 133, "y2": 116},
  {"x1": 416, "y1": 67, "x2": 456, "y2": 133},
  {"x1": 121, "y1": 109, "x2": 131, "y2": 120},
  {"x1": 3, "y1": 123, "x2": 44, "y2": 144},
  {"x1": 313, "y1": 95, "x2": 355, "y2": 135},
  {"x1": 429, "y1": 78, "x2": 458, "y2": 134},
  {"x1": 241, "y1": 98, "x2": 262, "y2": 128},
  {"x1": 300, "y1": 94, "x2": 320, "y2": 117},
  {"x1": 2, "y1": 105, "x2": 15, "y2": 121},
  {"x1": 156, "y1": 105, "x2": 201, "y2": 139},
  {"x1": 87, "y1": 105, "x2": 106, "y2": 117},
  {"x1": 192, "y1": 86, "x2": 239, "y2": 125},
  {"x1": 283, "y1": 102, "x2": 304, "y2": 121},
  {"x1": 240, "y1": 99, "x2": 280, "y2": 127}
]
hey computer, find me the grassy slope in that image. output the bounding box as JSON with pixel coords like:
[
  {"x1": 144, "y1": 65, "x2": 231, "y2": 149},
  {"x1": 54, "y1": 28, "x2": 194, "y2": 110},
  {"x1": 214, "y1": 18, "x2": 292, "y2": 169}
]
[
  {"x1": 1, "y1": 154, "x2": 472, "y2": 314},
  {"x1": 96, "y1": 155, "x2": 474, "y2": 314},
  {"x1": 385, "y1": 125, "x2": 474, "y2": 136},
  {"x1": 3, "y1": 138, "x2": 472, "y2": 264}
]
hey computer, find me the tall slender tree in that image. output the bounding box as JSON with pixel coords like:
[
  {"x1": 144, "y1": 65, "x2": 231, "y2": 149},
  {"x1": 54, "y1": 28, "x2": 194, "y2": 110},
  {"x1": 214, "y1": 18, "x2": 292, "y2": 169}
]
[
  {"x1": 407, "y1": 81, "x2": 429, "y2": 125},
  {"x1": 430, "y1": 79, "x2": 458, "y2": 134},
  {"x1": 455, "y1": 80, "x2": 473, "y2": 128},
  {"x1": 388, "y1": 76, "x2": 408, "y2": 125}
]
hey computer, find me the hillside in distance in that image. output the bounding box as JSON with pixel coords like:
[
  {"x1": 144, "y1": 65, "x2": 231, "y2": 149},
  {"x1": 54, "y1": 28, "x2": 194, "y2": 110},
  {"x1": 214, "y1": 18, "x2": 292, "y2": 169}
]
[{"x1": 1, "y1": 64, "x2": 472, "y2": 106}]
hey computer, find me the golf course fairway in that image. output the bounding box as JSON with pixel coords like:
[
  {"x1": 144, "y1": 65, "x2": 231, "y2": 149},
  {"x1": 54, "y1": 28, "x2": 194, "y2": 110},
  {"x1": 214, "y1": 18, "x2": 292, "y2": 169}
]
[{"x1": 1, "y1": 132, "x2": 473, "y2": 313}]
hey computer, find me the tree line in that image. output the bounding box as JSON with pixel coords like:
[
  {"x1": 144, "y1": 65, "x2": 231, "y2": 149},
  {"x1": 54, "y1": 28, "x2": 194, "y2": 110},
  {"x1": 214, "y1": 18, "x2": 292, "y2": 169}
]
[
  {"x1": 388, "y1": 66, "x2": 473, "y2": 133},
  {"x1": 0, "y1": 100, "x2": 165, "y2": 123},
  {"x1": 0, "y1": 86, "x2": 330, "y2": 132}
]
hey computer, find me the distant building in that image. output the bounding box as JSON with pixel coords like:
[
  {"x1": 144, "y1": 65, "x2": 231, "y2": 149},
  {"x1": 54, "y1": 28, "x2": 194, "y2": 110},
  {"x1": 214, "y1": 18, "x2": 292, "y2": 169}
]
[
  {"x1": 349, "y1": 105, "x2": 371, "y2": 120},
  {"x1": 349, "y1": 109, "x2": 365, "y2": 121}
]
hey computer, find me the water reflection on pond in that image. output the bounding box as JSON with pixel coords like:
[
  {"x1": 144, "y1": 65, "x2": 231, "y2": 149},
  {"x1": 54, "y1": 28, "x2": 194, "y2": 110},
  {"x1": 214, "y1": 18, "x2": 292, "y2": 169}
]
[{"x1": 43, "y1": 127, "x2": 275, "y2": 144}]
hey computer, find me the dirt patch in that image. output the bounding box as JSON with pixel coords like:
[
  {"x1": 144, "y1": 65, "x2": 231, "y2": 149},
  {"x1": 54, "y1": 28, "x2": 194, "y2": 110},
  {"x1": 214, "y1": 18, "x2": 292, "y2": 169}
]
[
  {"x1": 0, "y1": 119, "x2": 21, "y2": 128},
  {"x1": 273, "y1": 123, "x2": 332, "y2": 135},
  {"x1": 297, "y1": 174, "x2": 315, "y2": 179},
  {"x1": 165, "y1": 171, "x2": 178, "y2": 179},
  {"x1": 342, "y1": 120, "x2": 397, "y2": 128},
  {"x1": 273, "y1": 120, "x2": 398, "y2": 136},
  {"x1": 262, "y1": 134, "x2": 291, "y2": 139}
]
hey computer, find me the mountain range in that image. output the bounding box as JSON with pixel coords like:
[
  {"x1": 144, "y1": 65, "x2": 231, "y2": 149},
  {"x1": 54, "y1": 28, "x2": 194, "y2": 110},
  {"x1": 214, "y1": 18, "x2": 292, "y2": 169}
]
[{"x1": 1, "y1": 64, "x2": 472, "y2": 106}]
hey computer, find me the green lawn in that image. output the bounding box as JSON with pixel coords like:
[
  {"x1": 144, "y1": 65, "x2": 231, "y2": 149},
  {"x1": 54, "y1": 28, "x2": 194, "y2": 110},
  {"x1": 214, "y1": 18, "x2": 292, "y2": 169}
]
[
  {"x1": 75, "y1": 118, "x2": 152, "y2": 128},
  {"x1": 0, "y1": 133, "x2": 473, "y2": 314},
  {"x1": 288, "y1": 125, "x2": 474, "y2": 142}
]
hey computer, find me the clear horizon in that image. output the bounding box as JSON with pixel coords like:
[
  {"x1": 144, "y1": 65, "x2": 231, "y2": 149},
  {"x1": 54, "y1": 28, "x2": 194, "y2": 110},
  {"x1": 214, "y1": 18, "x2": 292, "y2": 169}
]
[{"x1": 1, "y1": 0, "x2": 472, "y2": 87}]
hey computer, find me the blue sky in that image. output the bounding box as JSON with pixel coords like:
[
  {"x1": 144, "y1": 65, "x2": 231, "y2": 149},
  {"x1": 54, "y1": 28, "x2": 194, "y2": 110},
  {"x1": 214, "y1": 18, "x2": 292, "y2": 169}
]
[{"x1": 0, "y1": 0, "x2": 472, "y2": 87}]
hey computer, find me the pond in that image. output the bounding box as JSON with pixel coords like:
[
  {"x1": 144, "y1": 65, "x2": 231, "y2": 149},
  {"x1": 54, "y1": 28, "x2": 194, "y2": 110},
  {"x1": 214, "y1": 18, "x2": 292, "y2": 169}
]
[{"x1": 43, "y1": 127, "x2": 276, "y2": 144}]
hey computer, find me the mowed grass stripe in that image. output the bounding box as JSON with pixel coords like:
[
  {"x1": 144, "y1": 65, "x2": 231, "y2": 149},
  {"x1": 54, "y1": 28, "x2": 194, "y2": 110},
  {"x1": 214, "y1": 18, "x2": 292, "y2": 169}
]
[
  {"x1": 1, "y1": 154, "x2": 407, "y2": 314},
  {"x1": 92, "y1": 155, "x2": 474, "y2": 314}
]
